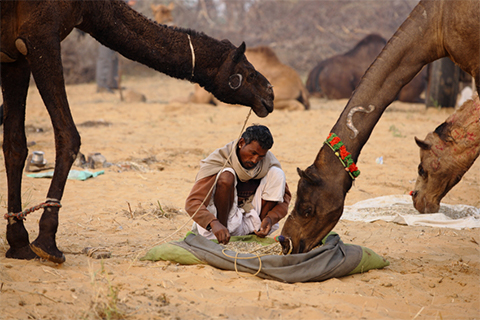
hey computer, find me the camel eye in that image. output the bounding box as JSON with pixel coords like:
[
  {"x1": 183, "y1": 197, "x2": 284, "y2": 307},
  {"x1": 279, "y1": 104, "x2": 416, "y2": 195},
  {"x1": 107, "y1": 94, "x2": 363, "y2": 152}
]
[
  {"x1": 247, "y1": 71, "x2": 257, "y2": 82},
  {"x1": 418, "y1": 164, "x2": 426, "y2": 177},
  {"x1": 302, "y1": 207, "x2": 313, "y2": 217}
]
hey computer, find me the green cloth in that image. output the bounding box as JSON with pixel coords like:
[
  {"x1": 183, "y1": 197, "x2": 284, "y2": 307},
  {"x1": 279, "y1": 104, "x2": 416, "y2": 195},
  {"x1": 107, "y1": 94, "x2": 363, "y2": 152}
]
[
  {"x1": 141, "y1": 232, "x2": 389, "y2": 283},
  {"x1": 26, "y1": 170, "x2": 104, "y2": 181}
]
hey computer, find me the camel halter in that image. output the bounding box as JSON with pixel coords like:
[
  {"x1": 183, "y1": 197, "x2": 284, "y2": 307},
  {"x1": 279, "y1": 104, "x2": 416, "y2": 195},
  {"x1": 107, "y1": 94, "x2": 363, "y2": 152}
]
[
  {"x1": 187, "y1": 34, "x2": 195, "y2": 79},
  {"x1": 324, "y1": 133, "x2": 360, "y2": 180}
]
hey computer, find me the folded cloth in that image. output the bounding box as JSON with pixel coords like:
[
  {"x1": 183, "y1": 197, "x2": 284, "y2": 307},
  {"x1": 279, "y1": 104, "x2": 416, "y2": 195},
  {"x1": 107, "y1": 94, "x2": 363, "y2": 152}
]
[{"x1": 141, "y1": 232, "x2": 389, "y2": 283}]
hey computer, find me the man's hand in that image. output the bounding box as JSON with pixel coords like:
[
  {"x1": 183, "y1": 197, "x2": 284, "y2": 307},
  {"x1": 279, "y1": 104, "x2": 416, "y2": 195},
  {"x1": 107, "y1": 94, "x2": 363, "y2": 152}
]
[
  {"x1": 254, "y1": 216, "x2": 272, "y2": 238},
  {"x1": 210, "y1": 220, "x2": 230, "y2": 244}
]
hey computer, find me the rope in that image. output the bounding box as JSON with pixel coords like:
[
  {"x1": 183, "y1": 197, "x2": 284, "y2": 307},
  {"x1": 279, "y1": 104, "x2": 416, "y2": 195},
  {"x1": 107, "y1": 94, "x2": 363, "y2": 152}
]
[
  {"x1": 4, "y1": 201, "x2": 62, "y2": 220},
  {"x1": 219, "y1": 235, "x2": 293, "y2": 277},
  {"x1": 221, "y1": 248, "x2": 264, "y2": 277}
]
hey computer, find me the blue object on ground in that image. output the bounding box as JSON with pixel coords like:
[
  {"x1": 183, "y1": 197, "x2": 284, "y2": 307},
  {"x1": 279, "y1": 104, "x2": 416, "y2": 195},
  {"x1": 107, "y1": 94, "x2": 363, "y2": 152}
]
[{"x1": 26, "y1": 170, "x2": 105, "y2": 181}]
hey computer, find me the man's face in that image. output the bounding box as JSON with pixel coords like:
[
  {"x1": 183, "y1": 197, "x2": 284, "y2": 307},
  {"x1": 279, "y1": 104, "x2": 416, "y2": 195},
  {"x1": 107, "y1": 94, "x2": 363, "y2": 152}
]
[{"x1": 237, "y1": 138, "x2": 269, "y2": 169}]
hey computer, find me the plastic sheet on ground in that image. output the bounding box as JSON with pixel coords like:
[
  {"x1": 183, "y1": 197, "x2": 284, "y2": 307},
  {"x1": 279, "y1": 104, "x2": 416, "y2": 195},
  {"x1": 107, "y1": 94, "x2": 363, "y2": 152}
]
[{"x1": 341, "y1": 195, "x2": 480, "y2": 229}]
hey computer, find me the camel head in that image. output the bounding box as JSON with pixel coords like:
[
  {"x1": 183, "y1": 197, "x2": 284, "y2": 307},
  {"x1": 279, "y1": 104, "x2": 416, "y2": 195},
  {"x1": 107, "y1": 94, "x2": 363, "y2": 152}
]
[
  {"x1": 151, "y1": 3, "x2": 175, "y2": 25},
  {"x1": 411, "y1": 96, "x2": 480, "y2": 213},
  {"x1": 209, "y1": 41, "x2": 274, "y2": 117},
  {"x1": 279, "y1": 157, "x2": 350, "y2": 254}
]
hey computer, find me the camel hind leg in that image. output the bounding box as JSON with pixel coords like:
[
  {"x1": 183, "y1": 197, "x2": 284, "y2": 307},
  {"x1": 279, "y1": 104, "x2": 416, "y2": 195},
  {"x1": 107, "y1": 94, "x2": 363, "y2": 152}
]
[
  {"x1": 1, "y1": 58, "x2": 38, "y2": 260},
  {"x1": 18, "y1": 33, "x2": 81, "y2": 264}
]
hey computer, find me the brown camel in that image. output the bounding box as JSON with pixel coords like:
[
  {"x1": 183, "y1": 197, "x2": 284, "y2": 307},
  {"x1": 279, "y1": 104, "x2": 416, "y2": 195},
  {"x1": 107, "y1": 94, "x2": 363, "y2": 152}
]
[
  {"x1": 187, "y1": 46, "x2": 310, "y2": 110},
  {"x1": 411, "y1": 95, "x2": 480, "y2": 213},
  {"x1": 306, "y1": 34, "x2": 427, "y2": 103},
  {"x1": 1, "y1": 0, "x2": 274, "y2": 263},
  {"x1": 280, "y1": 0, "x2": 480, "y2": 254},
  {"x1": 150, "y1": 3, "x2": 175, "y2": 25}
]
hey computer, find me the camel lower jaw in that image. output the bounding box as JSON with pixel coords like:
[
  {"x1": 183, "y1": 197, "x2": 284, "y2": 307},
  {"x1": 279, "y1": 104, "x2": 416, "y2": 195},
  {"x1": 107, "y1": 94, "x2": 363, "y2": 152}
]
[{"x1": 257, "y1": 99, "x2": 274, "y2": 116}]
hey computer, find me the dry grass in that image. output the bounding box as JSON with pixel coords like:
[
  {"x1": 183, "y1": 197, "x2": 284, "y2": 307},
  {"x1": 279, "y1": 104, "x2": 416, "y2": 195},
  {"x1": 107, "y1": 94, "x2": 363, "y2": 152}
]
[{"x1": 85, "y1": 260, "x2": 128, "y2": 320}]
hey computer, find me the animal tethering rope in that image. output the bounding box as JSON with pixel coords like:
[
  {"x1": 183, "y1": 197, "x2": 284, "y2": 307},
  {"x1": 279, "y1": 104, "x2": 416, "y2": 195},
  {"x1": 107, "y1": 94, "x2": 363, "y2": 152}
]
[{"x1": 4, "y1": 199, "x2": 62, "y2": 220}]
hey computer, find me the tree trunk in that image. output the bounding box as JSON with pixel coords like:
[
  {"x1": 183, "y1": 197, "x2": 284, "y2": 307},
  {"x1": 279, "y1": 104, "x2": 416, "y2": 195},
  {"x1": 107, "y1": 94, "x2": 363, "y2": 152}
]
[{"x1": 426, "y1": 57, "x2": 460, "y2": 108}]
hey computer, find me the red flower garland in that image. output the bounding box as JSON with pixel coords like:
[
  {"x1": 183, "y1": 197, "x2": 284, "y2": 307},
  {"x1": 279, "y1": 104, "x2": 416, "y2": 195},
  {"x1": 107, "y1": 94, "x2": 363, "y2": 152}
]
[{"x1": 325, "y1": 133, "x2": 360, "y2": 179}]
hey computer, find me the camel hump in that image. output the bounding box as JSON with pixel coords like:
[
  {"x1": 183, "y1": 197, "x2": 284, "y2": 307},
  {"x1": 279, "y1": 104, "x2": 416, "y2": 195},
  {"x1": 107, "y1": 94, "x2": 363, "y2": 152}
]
[
  {"x1": 346, "y1": 33, "x2": 387, "y2": 56},
  {"x1": 246, "y1": 46, "x2": 281, "y2": 64},
  {"x1": 356, "y1": 34, "x2": 386, "y2": 47}
]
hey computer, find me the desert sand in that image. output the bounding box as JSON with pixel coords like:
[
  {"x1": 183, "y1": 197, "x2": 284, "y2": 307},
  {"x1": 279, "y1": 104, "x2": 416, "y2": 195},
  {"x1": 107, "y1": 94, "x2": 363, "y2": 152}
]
[{"x1": 1, "y1": 74, "x2": 479, "y2": 319}]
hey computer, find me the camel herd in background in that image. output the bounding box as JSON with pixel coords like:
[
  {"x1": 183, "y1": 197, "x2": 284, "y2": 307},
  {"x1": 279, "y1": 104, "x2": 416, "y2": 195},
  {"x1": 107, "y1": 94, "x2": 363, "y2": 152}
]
[{"x1": 152, "y1": 4, "x2": 429, "y2": 111}]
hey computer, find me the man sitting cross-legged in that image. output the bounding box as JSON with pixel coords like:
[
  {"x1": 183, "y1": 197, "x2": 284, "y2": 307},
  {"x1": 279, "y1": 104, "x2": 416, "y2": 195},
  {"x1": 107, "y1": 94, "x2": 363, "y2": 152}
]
[{"x1": 185, "y1": 124, "x2": 291, "y2": 244}]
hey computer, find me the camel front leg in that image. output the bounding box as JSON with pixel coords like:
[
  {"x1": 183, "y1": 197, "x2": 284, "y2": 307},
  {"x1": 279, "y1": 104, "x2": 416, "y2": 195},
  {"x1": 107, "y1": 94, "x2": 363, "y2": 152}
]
[
  {"x1": 1, "y1": 58, "x2": 38, "y2": 260},
  {"x1": 18, "y1": 35, "x2": 81, "y2": 264}
]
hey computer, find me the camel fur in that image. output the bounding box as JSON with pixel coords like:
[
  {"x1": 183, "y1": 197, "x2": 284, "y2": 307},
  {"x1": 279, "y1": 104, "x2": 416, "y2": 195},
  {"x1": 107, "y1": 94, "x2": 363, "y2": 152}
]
[
  {"x1": 412, "y1": 95, "x2": 480, "y2": 213},
  {"x1": 186, "y1": 46, "x2": 310, "y2": 111},
  {"x1": 280, "y1": 0, "x2": 480, "y2": 254},
  {"x1": 306, "y1": 34, "x2": 427, "y2": 103},
  {"x1": 0, "y1": 0, "x2": 274, "y2": 263}
]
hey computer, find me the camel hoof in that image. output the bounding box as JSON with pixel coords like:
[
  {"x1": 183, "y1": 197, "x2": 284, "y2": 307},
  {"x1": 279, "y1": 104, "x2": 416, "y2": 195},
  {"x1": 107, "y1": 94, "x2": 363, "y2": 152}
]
[
  {"x1": 5, "y1": 245, "x2": 38, "y2": 260},
  {"x1": 30, "y1": 240, "x2": 66, "y2": 264}
]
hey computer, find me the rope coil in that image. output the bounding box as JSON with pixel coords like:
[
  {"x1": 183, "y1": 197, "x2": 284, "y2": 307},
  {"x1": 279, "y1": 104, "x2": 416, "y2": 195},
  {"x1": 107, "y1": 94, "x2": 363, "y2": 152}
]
[{"x1": 4, "y1": 201, "x2": 62, "y2": 220}]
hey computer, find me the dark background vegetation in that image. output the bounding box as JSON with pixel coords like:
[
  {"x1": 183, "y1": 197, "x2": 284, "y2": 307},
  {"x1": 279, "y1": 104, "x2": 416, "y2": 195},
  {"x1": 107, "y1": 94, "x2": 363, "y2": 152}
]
[{"x1": 61, "y1": 0, "x2": 421, "y2": 84}]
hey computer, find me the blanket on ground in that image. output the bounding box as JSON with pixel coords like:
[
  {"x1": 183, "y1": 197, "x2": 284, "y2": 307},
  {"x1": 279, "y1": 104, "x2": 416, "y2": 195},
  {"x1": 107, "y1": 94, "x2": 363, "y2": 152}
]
[{"x1": 141, "y1": 232, "x2": 389, "y2": 283}]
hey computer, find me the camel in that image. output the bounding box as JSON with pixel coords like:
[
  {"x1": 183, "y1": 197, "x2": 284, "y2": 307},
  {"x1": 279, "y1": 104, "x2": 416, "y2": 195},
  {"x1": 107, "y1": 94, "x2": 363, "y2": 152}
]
[
  {"x1": 411, "y1": 95, "x2": 480, "y2": 213},
  {"x1": 1, "y1": 0, "x2": 274, "y2": 263},
  {"x1": 151, "y1": 3, "x2": 175, "y2": 26},
  {"x1": 187, "y1": 46, "x2": 310, "y2": 111},
  {"x1": 279, "y1": 0, "x2": 480, "y2": 254},
  {"x1": 306, "y1": 34, "x2": 427, "y2": 103}
]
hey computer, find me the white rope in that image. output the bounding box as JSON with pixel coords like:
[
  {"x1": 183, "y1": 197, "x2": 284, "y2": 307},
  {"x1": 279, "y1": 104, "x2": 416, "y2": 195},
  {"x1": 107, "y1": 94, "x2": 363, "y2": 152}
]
[{"x1": 187, "y1": 34, "x2": 195, "y2": 79}]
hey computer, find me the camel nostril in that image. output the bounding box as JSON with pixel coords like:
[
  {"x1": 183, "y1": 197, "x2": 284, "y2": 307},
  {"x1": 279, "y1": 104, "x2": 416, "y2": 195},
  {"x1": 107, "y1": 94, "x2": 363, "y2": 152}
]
[{"x1": 410, "y1": 190, "x2": 417, "y2": 197}]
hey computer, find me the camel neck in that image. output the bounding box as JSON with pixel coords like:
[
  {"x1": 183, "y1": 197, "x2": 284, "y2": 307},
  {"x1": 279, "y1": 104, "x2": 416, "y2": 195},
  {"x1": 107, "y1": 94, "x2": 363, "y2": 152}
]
[{"x1": 78, "y1": 0, "x2": 232, "y2": 83}]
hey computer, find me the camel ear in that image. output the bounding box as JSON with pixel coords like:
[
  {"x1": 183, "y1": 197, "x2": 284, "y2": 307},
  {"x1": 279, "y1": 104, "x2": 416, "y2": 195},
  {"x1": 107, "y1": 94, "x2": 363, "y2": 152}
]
[
  {"x1": 297, "y1": 167, "x2": 304, "y2": 178},
  {"x1": 415, "y1": 137, "x2": 431, "y2": 150},
  {"x1": 233, "y1": 42, "x2": 246, "y2": 63},
  {"x1": 229, "y1": 74, "x2": 243, "y2": 90},
  {"x1": 297, "y1": 167, "x2": 321, "y2": 185},
  {"x1": 168, "y1": 2, "x2": 174, "y2": 9}
]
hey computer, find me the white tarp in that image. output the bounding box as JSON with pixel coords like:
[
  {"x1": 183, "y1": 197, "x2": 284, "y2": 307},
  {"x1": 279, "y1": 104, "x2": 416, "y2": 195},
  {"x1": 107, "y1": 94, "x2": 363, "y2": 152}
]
[{"x1": 342, "y1": 195, "x2": 480, "y2": 230}]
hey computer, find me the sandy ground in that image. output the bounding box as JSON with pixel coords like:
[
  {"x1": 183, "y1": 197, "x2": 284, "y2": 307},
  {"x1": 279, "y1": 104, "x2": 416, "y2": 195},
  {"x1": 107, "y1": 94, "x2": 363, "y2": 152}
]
[{"x1": 1, "y1": 74, "x2": 479, "y2": 320}]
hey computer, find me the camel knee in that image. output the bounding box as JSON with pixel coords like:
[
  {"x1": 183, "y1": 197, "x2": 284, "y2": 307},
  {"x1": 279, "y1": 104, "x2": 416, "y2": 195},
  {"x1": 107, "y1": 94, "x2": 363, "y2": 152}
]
[
  {"x1": 68, "y1": 133, "x2": 81, "y2": 164},
  {"x1": 59, "y1": 130, "x2": 81, "y2": 165}
]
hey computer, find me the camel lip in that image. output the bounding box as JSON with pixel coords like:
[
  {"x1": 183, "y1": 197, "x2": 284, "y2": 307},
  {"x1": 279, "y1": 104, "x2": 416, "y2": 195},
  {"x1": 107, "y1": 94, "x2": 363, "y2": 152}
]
[
  {"x1": 262, "y1": 98, "x2": 274, "y2": 113},
  {"x1": 252, "y1": 99, "x2": 273, "y2": 118}
]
